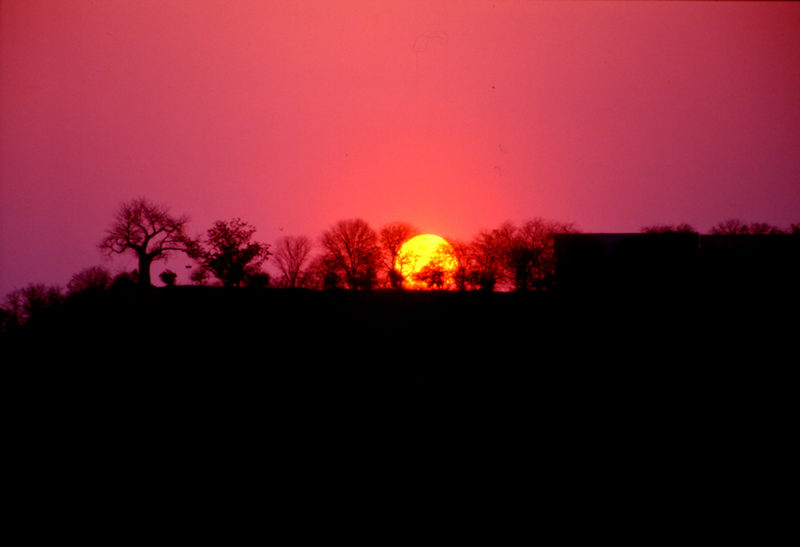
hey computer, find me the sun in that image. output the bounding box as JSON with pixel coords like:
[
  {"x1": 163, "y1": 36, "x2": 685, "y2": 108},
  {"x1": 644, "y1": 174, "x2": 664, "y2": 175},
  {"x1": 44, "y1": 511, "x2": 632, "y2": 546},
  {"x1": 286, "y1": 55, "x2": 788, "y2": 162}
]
[{"x1": 396, "y1": 234, "x2": 459, "y2": 290}]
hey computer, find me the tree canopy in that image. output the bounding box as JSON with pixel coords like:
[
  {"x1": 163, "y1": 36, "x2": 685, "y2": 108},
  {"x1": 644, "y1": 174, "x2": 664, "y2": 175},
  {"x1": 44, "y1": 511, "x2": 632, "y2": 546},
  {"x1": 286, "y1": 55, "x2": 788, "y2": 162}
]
[
  {"x1": 197, "y1": 218, "x2": 270, "y2": 287},
  {"x1": 320, "y1": 219, "x2": 381, "y2": 290}
]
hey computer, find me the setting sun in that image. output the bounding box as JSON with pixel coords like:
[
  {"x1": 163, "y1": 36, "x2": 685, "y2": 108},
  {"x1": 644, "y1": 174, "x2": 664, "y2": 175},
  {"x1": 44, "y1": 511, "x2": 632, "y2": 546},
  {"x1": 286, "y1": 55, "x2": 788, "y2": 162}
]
[{"x1": 396, "y1": 234, "x2": 459, "y2": 290}]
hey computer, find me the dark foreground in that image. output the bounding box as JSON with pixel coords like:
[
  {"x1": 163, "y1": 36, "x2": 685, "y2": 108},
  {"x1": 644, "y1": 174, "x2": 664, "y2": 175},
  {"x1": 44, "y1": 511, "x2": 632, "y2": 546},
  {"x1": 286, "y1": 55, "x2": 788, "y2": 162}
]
[{"x1": 4, "y1": 286, "x2": 795, "y2": 537}]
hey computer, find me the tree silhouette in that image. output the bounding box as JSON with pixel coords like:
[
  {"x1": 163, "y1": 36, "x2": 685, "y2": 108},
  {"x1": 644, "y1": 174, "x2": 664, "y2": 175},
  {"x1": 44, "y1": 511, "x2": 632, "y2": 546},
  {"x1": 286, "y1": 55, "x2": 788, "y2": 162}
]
[
  {"x1": 189, "y1": 267, "x2": 209, "y2": 286},
  {"x1": 320, "y1": 219, "x2": 381, "y2": 290},
  {"x1": 380, "y1": 222, "x2": 418, "y2": 289},
  {"x1": 710, "y1": 219, "x2": 788, "y2": 235},
  {"x1": 469, "y1": 229, "x2": 505, "y2": 291},
  {"x1": 159, "y1": 269, "x2": 178, "y2": 287},
  {"x1": 499, "y1": 219, "x2": 578, "y2": 291},
  {"x1": 4, "y1": 283, "x2": 63, "y2": 328},
  {"x1": 413, "y1": 261, "x2": 447, "y2": 289},
  {"x1": 641, "y1": 223, "x2": 696, "y2": 234},
  {"x1": 197, "y1": 218, "x2": 270, "y2": 287},
  {"x1": 100, "y1": 198, "x2": 196, "y2": 288},
  {"x1": 245, "y1": 271, "x2": 271, "y2": 289},
  {"x1": 273, "y1": 235, "x2": 313, "y2": 288},
  {"x1": 67, "y1": 266, "x2": 112, "y2": 296},
  {"x1": 711, "y1": 219, "x2": 750, "y2": 235},
  {"x1": 448, "y1": 239, "x2": 473, "y2": 291},
  {"x1": 399, "y1": 240, "x2": 458, "y2": 290},
  {"x1": 308, "y1": 253, "x2": 343, "y2": 290},
  {"x1": 110, "y1": 270, "x2": 138, "y2": 291},
  {"x1": 747, "y1": 223, "x2": 785, "y2": 235}
]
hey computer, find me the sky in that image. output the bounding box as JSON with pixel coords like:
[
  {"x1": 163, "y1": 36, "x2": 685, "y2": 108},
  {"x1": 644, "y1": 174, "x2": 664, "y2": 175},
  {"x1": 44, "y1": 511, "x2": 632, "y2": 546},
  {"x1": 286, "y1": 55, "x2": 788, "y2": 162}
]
[{"x1": 2, "y1": 1, "x2": 799, "y2": 294}]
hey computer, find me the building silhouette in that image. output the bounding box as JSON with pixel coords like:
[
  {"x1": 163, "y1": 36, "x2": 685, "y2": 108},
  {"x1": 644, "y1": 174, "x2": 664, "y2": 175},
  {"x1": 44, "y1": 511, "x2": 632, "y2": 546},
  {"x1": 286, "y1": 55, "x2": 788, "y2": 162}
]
[{"x1": 553, "y1": 233, "x2": 799, "y2": 295}]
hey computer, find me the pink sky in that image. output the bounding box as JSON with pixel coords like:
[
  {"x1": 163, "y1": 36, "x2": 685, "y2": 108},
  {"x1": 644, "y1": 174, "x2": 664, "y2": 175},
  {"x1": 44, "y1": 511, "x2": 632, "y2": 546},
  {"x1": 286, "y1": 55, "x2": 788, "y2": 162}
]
[{"x1": 2, "y1": 1, "x2": 799, "y2": 295}]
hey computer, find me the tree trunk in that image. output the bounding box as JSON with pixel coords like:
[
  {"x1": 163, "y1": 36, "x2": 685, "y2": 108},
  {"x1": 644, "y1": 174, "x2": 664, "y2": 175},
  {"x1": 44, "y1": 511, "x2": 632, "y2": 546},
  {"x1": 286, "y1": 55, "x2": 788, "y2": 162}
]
[{"x1": 138, "y1": 252, "x2": 153, "y2": 287}]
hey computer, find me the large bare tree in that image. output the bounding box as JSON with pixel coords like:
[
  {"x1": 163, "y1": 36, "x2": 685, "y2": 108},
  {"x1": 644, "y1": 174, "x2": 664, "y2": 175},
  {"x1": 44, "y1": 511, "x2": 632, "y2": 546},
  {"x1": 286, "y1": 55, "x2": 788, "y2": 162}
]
[
  {"x1": 320, "y1": 219, "x2": 381, "y2": 290},
  {"x1": 100, "y1": 198, "x2": 196, "y2": 288},
  {"x1": 273, "y1": 235, "x2": 313, "y2": 288}
]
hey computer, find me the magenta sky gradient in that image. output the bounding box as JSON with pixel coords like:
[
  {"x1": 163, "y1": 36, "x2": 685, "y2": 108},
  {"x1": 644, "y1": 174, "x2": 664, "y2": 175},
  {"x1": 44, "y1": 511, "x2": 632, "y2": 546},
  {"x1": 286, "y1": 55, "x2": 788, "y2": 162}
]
[{"x1": 2, "y1": 1, "x2": 799, "y2": 295}]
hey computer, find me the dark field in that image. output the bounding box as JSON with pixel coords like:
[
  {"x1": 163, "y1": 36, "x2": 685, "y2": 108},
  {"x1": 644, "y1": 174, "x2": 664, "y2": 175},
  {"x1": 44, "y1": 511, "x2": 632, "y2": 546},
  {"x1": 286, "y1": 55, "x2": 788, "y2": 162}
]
[
  {"x1": 5, "y1": 286, "x2": 794, "y2": 536},
  {"x1": 7, "y1": 285, "x2": 794, "y2": 416}
]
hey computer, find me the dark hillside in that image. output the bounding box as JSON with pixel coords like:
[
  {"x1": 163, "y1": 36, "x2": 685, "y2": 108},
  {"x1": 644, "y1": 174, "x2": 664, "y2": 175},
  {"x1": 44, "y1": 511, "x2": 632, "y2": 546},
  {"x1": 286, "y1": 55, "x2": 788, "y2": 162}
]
[
  {"x1": 4, "y1": 285, "x2": 793, "y2": 531},
  {"x1": 7, "y1": 285, "x2": 793, "y2": 415}
]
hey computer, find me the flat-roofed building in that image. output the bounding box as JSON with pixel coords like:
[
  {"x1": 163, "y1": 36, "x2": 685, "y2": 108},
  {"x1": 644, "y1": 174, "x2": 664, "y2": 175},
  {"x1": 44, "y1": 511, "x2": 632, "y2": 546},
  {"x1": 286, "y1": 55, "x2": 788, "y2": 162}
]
[
  {"x1": 554, "y1": 232, "x2": 799, "y2": 295},
  {"x1": 554, "y1": 232, "x2": 700, "y2": 294}
]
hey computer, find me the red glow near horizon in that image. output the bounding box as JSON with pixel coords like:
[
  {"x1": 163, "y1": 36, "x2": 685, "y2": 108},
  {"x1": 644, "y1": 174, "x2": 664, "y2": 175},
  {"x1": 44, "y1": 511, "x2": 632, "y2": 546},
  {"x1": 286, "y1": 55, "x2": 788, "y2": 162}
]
[{"x1": 1, "y1": 1, "x2": 799, "y2": 295}]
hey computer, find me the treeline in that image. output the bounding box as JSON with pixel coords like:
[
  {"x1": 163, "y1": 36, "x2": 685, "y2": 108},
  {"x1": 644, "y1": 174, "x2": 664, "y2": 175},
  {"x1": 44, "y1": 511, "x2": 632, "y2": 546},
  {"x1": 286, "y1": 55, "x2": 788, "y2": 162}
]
[{"x1": 1, "y1": 197, "x2": 798, "y2": 334}]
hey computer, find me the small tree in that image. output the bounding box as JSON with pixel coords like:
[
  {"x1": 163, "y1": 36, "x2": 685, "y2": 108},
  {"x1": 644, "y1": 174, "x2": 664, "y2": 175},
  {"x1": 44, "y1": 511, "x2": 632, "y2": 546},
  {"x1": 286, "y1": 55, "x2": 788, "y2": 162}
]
[
  {"x1": 159, "y1": 269, "x2": 178, "y2": 287},
  {"x1": 449, "y1": 239, "x2": 473, "y2": 291},
  {"x1": 380, "y1": 222, "x2": 418, "y2": 289},
  {"x1": 100, "y1": 198, "x2": 196, "y2": 287},
  {"x1": 414, "y1": 263, "x2": 447, "y2": 289},
  {"x1": 198, "y1": 218, "x2": 271, "y2": 287},
  {"x1": 273, "y1": 235, "x2": 313, "y2": 288},
  {"x1": 189, "y1": 267, "x2": 209, "y2": 286},
  {"x1": 711, "y1": 219, "x2": 750, "y2": 235},
  {"x1": 307, "y1": 254, "x2": 343, "y2": 290}
]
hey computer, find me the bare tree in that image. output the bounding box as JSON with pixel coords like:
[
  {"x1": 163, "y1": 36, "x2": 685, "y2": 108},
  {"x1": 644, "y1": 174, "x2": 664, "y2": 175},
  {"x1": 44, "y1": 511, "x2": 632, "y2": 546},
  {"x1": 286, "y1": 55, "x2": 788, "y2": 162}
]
[
  {"x1": 67, "y1": 266, "x2": 112, "y2": 295},
  {"x1": 197, "y1": 218, "x2": 270, "y2": 287},
  {"x1": 641, "y1": 223, "x2": 696, "y2": 234},
  {"x1": 747, "y1": 223, "x2": 785, "y2": 235},
  {"x1": 4, "y1": 284, "x2": 63, "y2": 327},
  {"x1": 274, "y1": 235, "x2": 313, "y2": 288},
  {"x1": 469, "y1": 229, "x2": 506, "y2": 291},
  {"x1": 320, "y1": 219, "x2": 381, "y2": 290},
  {"x1": 307, "y1": 253, "x2": 343, "y2": 290},
  {"x1": 711, "y1": 219, "x2": 750, "y2": 235},
  {"x1": 3, "y1": 290, "x2": 25, "y2": 328},
  {"x1": 100, "y1": 198, "x2": 196, "y2": 287},
  {"x1": 710, "y1": 219, "x2": 789, "y2": 235},
  {"x1": 448, "y1": 239, "x2": 473, "y2": 291},
  {"x1": 413, "y1": 263, "x2": 447, "y2": 289},
  {"x1": 501, "y1": 219, "x2": 578, "y2": 291},
  {"x1": 409, "y1": 242, "x2": 458, "y2": 289},
  {"x1": 379, "y1": 222, "x2": 418, "y2": 289}
]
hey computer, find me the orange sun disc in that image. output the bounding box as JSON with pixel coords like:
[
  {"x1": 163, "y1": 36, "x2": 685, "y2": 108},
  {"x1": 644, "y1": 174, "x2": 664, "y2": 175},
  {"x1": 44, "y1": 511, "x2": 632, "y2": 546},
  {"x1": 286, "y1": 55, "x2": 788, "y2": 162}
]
[{"x1": 396, "y1": 234, "x2": 459, "y2": 290}]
